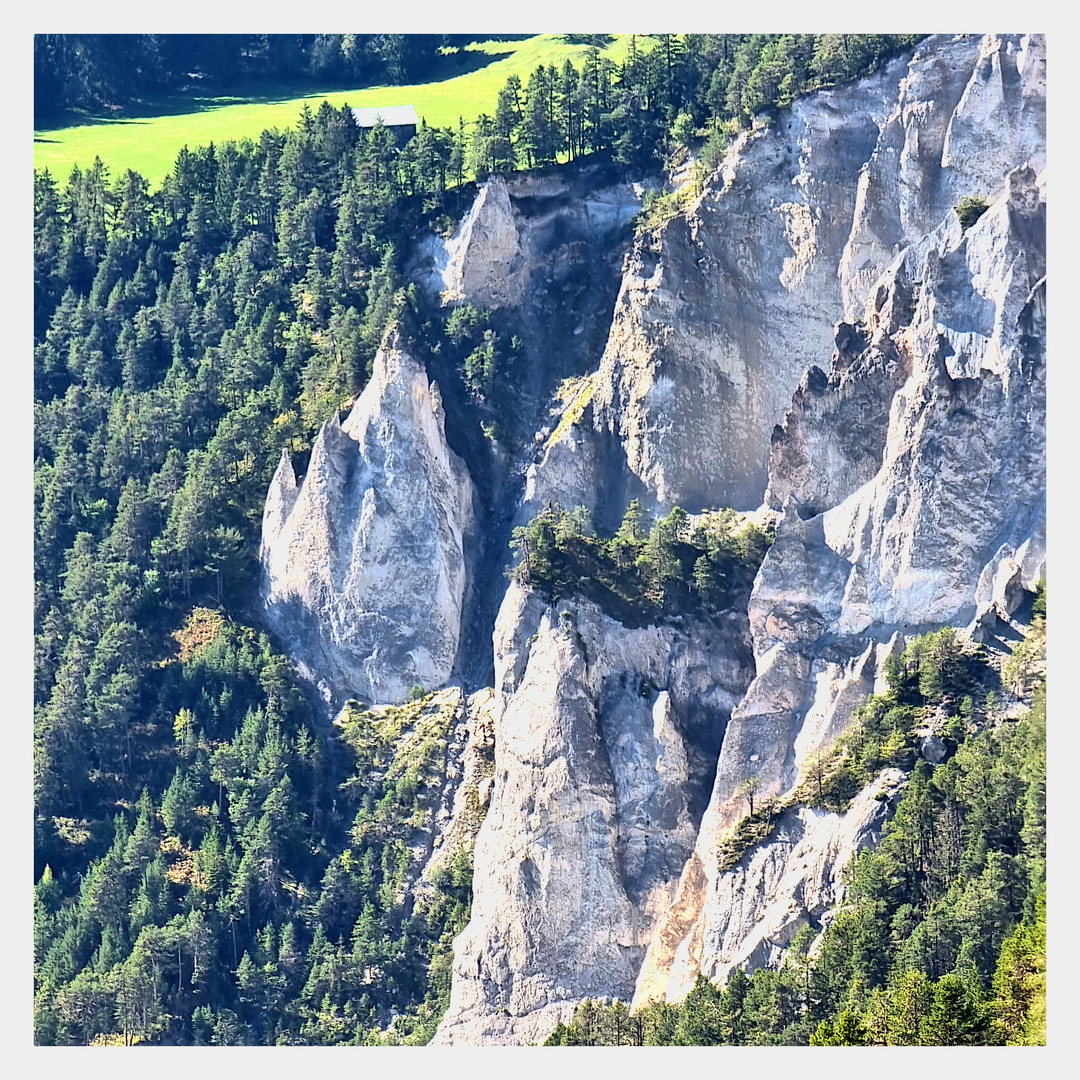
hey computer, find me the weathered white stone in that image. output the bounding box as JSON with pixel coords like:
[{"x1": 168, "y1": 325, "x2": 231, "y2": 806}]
[
  {"x1": 261, "y1": 33, "x2": 1046, "y2": 1045},
  {"x1": 590, "y1": 56, "x2": 912, "y2": 512},
  {"x1": 432, "y1": 171, "x2": 644, "y2": 313},
  {"x1": 637, "y1": 147, "x2": 1045, "y2": 1010},
  {"x1": 260, "y1": 328, "x2": 474, "y2": 705},
  {"x1": 840, "y1": 33, "x2": 1045, "y2": 317},
  {"x1": 432, "y1": 583, "x2": 754, "y2": 1044},
  {"x1": 439, "y1": 176, "x2": 526, "y2": 309}
]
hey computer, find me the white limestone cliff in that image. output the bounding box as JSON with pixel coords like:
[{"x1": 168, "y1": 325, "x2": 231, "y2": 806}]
[
  {"x1": 665, "y1": 769, "x2": 907, "y2": 995},
  {"x1": 439, "y1": 176, "x2": 527, "y2": 309},
  {"x1": 840, "y1": 33, "x2": 1045, "y2": 316},
  {"x1": 430, "y1": 170, "x2": 645, "y2": 314},
  {"x1": 588, "y1": 53, "x2": 912, "y2": 512},
  {"x1": 437, "y1": 32, "x2": 1046, "y2": 1040},
  {"x1": 431, "y1": 582, "x2": 754, "y2": 1044},
  {"x1": 635, "y1": 159, "x2": 1045, "y2": 1009},
  {"x1": 260, "y1": 328, "x2": 474, "y2": 705},
  {"x1": 257, "y1": 32, "x2": 1046, "y2": 1046}
]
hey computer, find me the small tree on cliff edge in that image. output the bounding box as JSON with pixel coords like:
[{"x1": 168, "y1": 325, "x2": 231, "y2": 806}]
[{"x1": 736, "y1": 776, "x2": 762, "y2": 816}]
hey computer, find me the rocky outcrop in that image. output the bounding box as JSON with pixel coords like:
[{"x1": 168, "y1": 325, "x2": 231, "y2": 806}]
[
  {"x1": 661, "y1": 768, "x2": 907, "y2": 996},
  {"x1": 257, "y1": 32, "x2": 1046, "y2": 1045},
  {"x1": 840, "y1": 34, "x2": 1046, "y2": 316},
  {"x1": 260, "y1": 328, "x2": 474, "y2": 706},
  {"x1": 763, "y1": 321, "x2": 907, "y2": 519},
  {"x1": 427, "y1": 32, "x2": 1046, "y2": 1041},
  {"x1": 416, "y1": 167, "x2": 659, "y2": 679},
  {"x1": 531, "y1": 35, "x2": 1046, "y2": 521},
  {"x1": 432, "y1": 582, "x2": 754, "y2": 1044},
  {"x1": 425, "y1": 169, "x2": 647, "y2": 320},
  {"x1": 589, "y1": 54, "x2": 913, "y2": 512},
  {"x1": 636, "y1": 156, "x2": 1045, "y2": 1008},
  {"x1": 439, "y1": 176, "x2": 527, "y2": 310}
]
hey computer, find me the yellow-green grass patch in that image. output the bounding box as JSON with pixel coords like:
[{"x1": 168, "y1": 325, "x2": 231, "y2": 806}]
[{"x1": 34, "y1": 35, "x2": 655, "y2": 188}]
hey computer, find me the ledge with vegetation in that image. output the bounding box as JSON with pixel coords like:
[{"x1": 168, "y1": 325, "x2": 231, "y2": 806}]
[{"x1": 510, "y1": 499, "x2": 772, "y2": 628}]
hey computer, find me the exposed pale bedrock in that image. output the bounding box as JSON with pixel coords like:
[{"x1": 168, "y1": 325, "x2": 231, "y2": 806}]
[
  {"x1": 840, "y1": 33, "x2": 1045, "y2": 316},
  {"x1": 260, "y1": 328, "x2": 474, "y2": 706},
  {"x1": 432, "y1": 582, "x2": 754, "y2": 1044},
  {"x1": 589, "y1": 54, "x2": 912, "y2": 512},
  {"x1": 256, "y1": 32, "x2": 1047, "y2": 1046},
  {"x1": 637, "y1": 158, "x2": 1045, "y2": 1010}
]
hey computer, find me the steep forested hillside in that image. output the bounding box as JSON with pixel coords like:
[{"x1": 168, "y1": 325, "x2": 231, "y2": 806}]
[
  {"x1": 34, "y1": 34, "x2": 942, "y2": 1046},
  {"x1": 33, "y1": 102, "x2": 450, "y2": 1045}
]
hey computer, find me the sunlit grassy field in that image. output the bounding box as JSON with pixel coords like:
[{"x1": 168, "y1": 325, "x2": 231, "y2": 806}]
[{"x1": 34, "y1": 34, "x2": 653, "y2": 187}]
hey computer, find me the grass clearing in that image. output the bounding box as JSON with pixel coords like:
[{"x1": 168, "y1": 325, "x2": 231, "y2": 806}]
[{"x1": 34, "y1": 34, "x2": 653, "y2": 187}]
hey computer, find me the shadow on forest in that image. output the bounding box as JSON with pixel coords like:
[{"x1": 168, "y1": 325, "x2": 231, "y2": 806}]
[{"x1": 34, "y1": 41, "x2": 523, "y2": 134}]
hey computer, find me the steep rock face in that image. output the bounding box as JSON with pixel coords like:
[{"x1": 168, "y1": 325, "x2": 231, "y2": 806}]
[
  {"x1": 439, "y1": 176, "x2": 526, "y2": 310},
  {"x1": 260, "y1": 329, "x2": 474, "y2": 705},
  {"x1": 763, "y1": 321, "x2": 907, "y2": 518},
  {"x1": 429, "y1": 32, "x2": 1046, "y2": 1040},
  {"x1": 839, "y1": 33, "x2": 1045, "y2": 316},
  {"x1": 637, "y1": 159, "x2": 1046, "y2": 1006},
  {"x1": 519, "y1": 373, "x2": 649, "y2": 533},
  {"x1": 416, "y1": 167, "x2": 654, "y2": 680},
  {"x1": 427, "y1": 170, "x2": 645, "y2": 316},
  {"x1": 665, "y1": 768, "x2": 907, "y2": 995},
  {"x1": 542, "y1": 35, "x2": 1047, "y2": 519},
  {"x1": 590, "y1": 55, "x2": 911, "y2": 512},
  {"x1": 432, "y1": 582, "x2": 754, "y2": 1045}
]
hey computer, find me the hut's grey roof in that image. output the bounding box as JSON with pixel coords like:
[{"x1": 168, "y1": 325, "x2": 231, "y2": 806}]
[{"x1": 350, "y1": 105, "x2": 420, "y2": 128}]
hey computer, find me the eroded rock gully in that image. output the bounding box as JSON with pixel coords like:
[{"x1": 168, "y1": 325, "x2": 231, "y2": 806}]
[{"x1": 258, "y1": 32, "x2": 1046, "y2": 1045}]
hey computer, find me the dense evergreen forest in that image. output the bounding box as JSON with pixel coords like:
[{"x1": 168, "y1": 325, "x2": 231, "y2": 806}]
[
  {"x1": 510, "y1": 501, "x2": 771, "y2": 627},
  {"x1": 35, "y1": 33, "x2": 956, "y2": 1046},
  {"x1": 464, "y1": 33, "x2": 924, "y2": 177},
  {"x1": 546, "y1": 601, "x2": 1047, "y2": 1046}
]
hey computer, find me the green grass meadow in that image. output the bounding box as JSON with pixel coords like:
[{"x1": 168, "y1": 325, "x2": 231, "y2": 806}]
[{"x1": 34, "y1": 35, "x2": 652, "y2": 187}]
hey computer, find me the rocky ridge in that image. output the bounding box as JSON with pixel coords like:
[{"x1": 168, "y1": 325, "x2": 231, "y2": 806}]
[
  {"x1": 839, "y1": 33, "x2": 1046, "y2": 317},
  {"x1": 260, "y1": 328, "x2": 475, "y2": 707},
  {"x1": 435, "y1": 32, "x2": 1046, "y2": 1038},
  {"x1": 664, "y1": 768, "x2": 908, "y2": 996},
  {"x1": 588, "y1": 56, "x2": 911, "y2": 513},
  {"x1": 258, "y1": 32, "x2": 1047, "y2": 1046},
  {"x1": 431, "y1": 582, "x2": 754, "y2": 1044},
  {"x1": 635, "y1": 154, "x2": 1046, "y2": 1012},
  {"x1": 428, "y1": 171, "x2": 647, "y2": 315}
]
